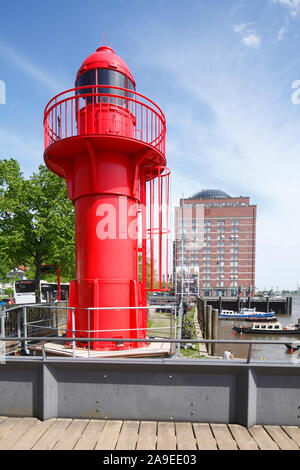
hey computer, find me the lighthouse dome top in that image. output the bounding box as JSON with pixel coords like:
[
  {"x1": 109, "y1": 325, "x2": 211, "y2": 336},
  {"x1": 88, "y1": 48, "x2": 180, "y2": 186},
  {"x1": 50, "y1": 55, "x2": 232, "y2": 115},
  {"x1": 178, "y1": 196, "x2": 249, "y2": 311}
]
[{"x1": 76, "y1": 45, "x2": 135, "y2": 87}]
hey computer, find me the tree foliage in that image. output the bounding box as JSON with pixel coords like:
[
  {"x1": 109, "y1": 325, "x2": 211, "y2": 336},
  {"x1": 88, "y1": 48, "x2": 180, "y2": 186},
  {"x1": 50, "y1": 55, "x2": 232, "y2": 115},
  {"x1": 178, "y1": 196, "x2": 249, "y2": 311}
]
[{"x1": 0, "y1": 158, "x2": 75, "y2": 301}]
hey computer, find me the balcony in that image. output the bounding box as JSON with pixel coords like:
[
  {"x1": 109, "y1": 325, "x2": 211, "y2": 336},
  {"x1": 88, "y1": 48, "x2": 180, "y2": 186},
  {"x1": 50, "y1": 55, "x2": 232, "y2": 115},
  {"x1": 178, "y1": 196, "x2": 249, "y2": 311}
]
[{"x1": 44, "y1": 85, "x2": 166, "y2": 157}]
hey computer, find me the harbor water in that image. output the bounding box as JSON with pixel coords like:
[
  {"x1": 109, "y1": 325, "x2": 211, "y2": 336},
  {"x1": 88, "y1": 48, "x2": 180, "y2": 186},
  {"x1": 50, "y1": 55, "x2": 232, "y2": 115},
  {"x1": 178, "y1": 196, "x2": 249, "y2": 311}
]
[{"x1": 214, "y1": 295, "x2": 300, "y2": 361}]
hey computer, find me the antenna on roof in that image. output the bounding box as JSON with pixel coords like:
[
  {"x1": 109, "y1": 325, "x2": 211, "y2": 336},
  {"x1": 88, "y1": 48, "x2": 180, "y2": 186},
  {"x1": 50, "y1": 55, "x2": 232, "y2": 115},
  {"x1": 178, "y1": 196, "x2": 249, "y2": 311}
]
[{"x1": 102, "y1": 32, "x2": 107, "y2": 46}]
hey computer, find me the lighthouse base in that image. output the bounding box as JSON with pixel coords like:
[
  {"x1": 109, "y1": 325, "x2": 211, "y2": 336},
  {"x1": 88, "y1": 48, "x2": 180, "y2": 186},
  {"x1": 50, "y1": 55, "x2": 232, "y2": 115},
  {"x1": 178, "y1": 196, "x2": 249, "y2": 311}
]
[{"x1": 66, "y1": 278, "x2": 148, "y2": 351}]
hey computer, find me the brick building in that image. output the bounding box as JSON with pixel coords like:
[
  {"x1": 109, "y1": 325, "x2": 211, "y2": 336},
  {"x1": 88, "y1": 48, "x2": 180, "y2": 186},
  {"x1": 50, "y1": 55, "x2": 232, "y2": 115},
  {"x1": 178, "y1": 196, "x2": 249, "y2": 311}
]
[{"x1": 174, "y1": 189, "x2": 256, "y2": 297}]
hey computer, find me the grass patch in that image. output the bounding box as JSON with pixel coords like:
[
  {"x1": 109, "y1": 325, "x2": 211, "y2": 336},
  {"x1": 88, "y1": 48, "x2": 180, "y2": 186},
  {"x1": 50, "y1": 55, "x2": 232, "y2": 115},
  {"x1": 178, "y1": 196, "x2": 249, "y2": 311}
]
[{"x1": 179, "y1": 345, "x2": 206, "y2": 359}]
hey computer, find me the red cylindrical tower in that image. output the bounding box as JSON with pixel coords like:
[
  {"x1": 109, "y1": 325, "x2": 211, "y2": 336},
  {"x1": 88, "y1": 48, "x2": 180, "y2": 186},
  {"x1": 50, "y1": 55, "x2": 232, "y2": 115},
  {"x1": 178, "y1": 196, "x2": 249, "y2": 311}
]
[{"x1": 43, "y1": 45, "x2": 169, "y2": 350}]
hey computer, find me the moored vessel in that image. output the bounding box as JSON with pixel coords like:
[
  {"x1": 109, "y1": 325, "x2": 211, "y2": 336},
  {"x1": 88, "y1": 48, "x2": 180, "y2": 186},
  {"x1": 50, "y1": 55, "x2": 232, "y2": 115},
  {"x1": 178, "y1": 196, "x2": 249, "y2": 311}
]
[
  {"x1": 233, "y1": 322, "x2": 300, "y2": 335},
  {"x1": 219, "y1": 307, "x2": 275, "y2": 320}
]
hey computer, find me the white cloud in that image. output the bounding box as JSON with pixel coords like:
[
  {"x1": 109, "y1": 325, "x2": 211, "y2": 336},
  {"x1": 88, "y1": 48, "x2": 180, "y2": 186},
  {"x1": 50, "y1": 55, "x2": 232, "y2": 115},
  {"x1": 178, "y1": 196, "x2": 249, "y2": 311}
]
[
  {"x1": 272, "y1": 0, "x2": 300, "y2": 17},
  {"x1": 233, "y1": 24, "x2": 261, "y2": 48},
  {"x1": 241, "y1": 33, "x2": 261, "y2": 48},
  {"x1": 277, "y1": 25, "x2": 288, "y2": 41},
  {"x1": 233, "y1": 23, "x2": 247, "y2": 34},
  {"x1": 137, "y1": 34, "x2": 300, "y2": 289}
]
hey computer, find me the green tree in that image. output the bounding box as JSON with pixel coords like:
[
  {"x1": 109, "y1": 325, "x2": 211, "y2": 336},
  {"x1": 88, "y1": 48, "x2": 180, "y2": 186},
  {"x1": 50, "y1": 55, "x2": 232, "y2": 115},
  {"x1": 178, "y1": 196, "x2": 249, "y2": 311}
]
[{"x1": 0, "y1": 159, "x2": 75, "y2": 302}]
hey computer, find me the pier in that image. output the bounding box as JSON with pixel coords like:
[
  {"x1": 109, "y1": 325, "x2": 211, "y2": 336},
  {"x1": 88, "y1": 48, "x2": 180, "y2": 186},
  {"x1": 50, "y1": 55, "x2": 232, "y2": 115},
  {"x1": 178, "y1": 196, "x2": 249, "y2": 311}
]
[
  {"x1": 1, "y1": 300, "x2": 299, "y2": 450},
  {"x1": 197, "y1": 295, "x2": 293, "y2": 315},
  {"x1": 0, "y1": 417, "x2": 299, "y2": 450}
]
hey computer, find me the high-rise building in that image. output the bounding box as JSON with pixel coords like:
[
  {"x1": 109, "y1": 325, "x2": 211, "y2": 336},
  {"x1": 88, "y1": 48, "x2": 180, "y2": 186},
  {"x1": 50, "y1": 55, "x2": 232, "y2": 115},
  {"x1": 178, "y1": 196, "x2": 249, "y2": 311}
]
[{"x1": 174, "y1": 189, "x2": 256, "y2": 297}]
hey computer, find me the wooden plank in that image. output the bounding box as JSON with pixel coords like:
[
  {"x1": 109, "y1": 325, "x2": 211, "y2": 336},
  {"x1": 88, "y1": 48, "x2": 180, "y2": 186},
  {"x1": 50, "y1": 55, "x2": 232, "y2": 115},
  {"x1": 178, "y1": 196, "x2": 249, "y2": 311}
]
[
  {"x1": 0, "y1": 418, "x2": 37, "y2": 450},
  {"x1": 210, "y1": 424, "x2": 238, "y2": 450},
  {"x1": 53, "y1": 419, "x2": 89, "y2": 450},
  {"x1": 157, "y1": 422, "x2": 176, "y2": 450},
  {"x1": 282, "y1": 426, "x2": 300, "y2": 448},
  {"x1": 31, "y1": 341, "x2": 171, "y2": 359},
  {"x1": 264, "y1": 426, "x2": 299, "y2": 450},
  {"x1": 248, "y1": 425, "x2": 279, "y2": 450},
  {"x1": 116, "y1": 421, "x2": 140, "y2": 450},
  {"x1": 0, "y1": 417, "x2": 23, "y2": 439},
  {"x1": 193, "y1": 423, "x2": 217, "y2": 450},
  {"x1": 74, "y1": 420, "x2": 106, "y2": 450},
  {"x1": 95, "y1": 420, "x2": 123, "y2": 450},
  {"x1": 136, "y1": 421, "x2": 157, "y2": 450},
  {"x1": 228, "y1": 424, "x2": 259, "y2": 450},
  {"x1": 32, "y1": 419, "x2": 72, "y2": 450},
  {"x1": 12, "y1": 419, "x2": 56, "y2": 450},
  {"x1": 175, "y1": 422, "x2": 197, "y2": 450}
]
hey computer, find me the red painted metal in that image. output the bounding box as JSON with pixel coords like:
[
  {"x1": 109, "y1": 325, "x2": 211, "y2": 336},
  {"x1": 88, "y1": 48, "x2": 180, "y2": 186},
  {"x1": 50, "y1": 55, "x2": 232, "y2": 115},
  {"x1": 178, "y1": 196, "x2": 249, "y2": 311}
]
[
  {"x1": 56, "y1": 265, "x2": 61, "y2": 302},
  {"x1": 43, "y1": 46, "x2": 169, "y2": 350}
]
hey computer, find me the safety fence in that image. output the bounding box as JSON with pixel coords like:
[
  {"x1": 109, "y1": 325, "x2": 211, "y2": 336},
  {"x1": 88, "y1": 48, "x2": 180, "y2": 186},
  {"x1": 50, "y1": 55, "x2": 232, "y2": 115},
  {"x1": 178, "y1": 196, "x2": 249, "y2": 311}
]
[
  {"x1": 44, "y1": 85, "x2": 166, "y2": 156},
  {"x1": 1, "y1": 302, "x2": 300, "y2": 363},
  {"x1": 0, "y1": 303, "x2": 177, "y2": 357}
]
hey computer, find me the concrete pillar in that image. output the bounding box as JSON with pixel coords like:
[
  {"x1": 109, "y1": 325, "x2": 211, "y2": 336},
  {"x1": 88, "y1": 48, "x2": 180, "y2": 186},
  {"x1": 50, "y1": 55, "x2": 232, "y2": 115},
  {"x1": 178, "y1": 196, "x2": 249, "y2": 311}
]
[{"x1": 218, "y1": 296, "x2": 222, "y2": 314}]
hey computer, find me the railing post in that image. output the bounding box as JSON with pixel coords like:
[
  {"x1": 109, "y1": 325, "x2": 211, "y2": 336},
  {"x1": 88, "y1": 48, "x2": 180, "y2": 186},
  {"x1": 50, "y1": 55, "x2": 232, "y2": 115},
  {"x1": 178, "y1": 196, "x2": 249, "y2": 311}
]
[
  {"x1": 55, "y1": 304, "x2": 58, "y2": 336},
  {"x1": 174, "y1": 305, "x2": 177, "y2": 339},
  {"x1": 72, "y1": 308, "x2": 76, "y2": 357},
  {"x1": 88, "y1": 308, "x2": 90, "y2": 359},
  {"x1": 17, "y1": 309, "x2": 21, "y2": 351},
  {"x1": 0, "y1": 307, "x2": 5, "y2": 359},
  {"x1": 176, "y1": 302, "x2": 183, "y2": 356},
  {"x1": 206, "y1": 306, "x2": 212, "y2": 355},
  {"x1": 41, "y1": 341, "x2": 46, "y2": 361},
  {"x1": 0, "y1": 308, "x2": 4, "y2": 338},
  {"x1": 23, "y1": 305, "x2": 29, "y2": 355},
  {"x1": 211, "y1": 309, "x2": 218, "y2": 357},
  {"x1": 247, "y1": 344, "x2": 253, "y2": 363}
]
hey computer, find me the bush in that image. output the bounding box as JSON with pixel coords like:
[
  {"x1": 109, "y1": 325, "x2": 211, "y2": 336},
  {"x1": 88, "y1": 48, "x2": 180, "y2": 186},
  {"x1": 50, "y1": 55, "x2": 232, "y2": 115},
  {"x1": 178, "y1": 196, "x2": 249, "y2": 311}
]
[{"x1": 182, "y1": 319, "x2": 196, "y2": 339}]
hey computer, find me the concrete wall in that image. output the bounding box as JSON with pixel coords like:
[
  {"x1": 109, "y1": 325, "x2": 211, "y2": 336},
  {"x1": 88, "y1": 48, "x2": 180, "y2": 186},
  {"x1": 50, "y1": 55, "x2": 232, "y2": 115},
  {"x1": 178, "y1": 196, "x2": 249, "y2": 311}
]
[{"x1": 0, "y1": 357, "x2": 299, "y2": 427}]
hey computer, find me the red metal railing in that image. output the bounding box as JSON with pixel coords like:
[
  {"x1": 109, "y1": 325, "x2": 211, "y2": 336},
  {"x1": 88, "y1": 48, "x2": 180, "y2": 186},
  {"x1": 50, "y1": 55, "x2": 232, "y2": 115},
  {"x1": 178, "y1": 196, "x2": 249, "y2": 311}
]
[
  {"x1": 44, "y1": 85, "x2": 166, "y2": 156},
  {"x1": 139, "y1": 166, "x2": 170, "y2": 293}
]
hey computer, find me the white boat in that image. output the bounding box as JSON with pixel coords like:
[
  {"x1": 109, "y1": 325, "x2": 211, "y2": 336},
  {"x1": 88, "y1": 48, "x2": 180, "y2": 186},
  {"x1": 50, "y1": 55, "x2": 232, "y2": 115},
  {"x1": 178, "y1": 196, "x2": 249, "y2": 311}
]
[
  {"x1": 219, "y1": 307, "x2": 276, "y2": 320},
  {"x1": 233, "y1": 322, "x2": 300, "y2": 335}
]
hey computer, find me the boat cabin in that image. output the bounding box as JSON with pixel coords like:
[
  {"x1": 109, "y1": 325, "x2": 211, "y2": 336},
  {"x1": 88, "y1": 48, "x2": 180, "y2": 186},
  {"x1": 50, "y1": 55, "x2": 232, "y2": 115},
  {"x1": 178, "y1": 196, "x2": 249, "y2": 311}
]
[
  {"x1": 240, "y1": 308, "x2": 256, "y2": 314},
  {"x1": 221, "y1": 310, "x2": 236, "y2": 315},
  {"x1": 252, "y1": 322, "x2": 281, "y2": 331}
]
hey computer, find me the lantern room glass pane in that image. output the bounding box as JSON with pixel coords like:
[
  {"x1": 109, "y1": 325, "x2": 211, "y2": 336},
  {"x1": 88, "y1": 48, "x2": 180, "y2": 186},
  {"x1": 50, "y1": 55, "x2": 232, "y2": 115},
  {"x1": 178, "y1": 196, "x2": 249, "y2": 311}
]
[
  {"x1": 76, "y1": 69, "x2": 97, "y2": 104},
  {"x1": 76, "y1": 68, "x2": 135, "y2": 106}
]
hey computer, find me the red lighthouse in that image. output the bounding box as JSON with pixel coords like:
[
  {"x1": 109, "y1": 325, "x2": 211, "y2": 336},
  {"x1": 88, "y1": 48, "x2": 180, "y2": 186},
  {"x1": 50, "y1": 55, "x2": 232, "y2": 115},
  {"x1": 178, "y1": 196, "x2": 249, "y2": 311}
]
[{"x1": 43, "y1": 45, "x2": 169, "y2": 350}]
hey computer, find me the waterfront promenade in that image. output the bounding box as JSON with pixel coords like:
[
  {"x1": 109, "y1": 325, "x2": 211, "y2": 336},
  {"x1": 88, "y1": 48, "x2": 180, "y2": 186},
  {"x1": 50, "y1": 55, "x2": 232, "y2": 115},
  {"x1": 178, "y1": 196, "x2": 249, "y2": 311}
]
[{"x1": 0, "y1": 417, "x2": 299, "y2": 450}]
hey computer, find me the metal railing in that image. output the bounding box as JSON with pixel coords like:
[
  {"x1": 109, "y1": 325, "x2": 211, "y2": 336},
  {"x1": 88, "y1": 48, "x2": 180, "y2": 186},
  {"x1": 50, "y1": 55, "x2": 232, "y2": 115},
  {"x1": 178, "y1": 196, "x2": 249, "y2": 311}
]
[
  {"x1": 1, "y1": 303, "x2": 299, "y2": 363},
  {"x1": 0, "y1": 303, "x2": 176, "y2": 357},
  {"x1": 0, "y1": 334, "x2": 300, "y2": 364},
  {"x1": 44, "y1": 85, "x2": 166, "y2": 156}
]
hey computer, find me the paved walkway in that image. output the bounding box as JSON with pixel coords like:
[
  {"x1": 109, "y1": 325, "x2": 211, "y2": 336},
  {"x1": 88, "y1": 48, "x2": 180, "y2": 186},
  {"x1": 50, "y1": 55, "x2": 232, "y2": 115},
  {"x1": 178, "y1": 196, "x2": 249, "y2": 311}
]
[{"x1": 0, "y1": 417, "x2": 299, "y2": 450}]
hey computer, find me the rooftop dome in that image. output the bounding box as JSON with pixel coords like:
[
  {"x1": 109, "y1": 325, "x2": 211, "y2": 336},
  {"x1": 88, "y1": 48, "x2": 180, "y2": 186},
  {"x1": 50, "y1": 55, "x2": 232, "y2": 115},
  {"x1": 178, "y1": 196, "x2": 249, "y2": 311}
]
[{"x1": 191, "y1": 189, "x2": 230, "y2": 199}]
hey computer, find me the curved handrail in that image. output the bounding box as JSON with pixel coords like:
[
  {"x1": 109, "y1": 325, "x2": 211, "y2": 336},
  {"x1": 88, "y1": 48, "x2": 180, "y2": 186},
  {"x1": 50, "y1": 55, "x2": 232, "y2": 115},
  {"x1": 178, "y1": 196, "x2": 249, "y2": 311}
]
[{"x1": 44, "y1": 85, "x2": 166, "y2": 156}]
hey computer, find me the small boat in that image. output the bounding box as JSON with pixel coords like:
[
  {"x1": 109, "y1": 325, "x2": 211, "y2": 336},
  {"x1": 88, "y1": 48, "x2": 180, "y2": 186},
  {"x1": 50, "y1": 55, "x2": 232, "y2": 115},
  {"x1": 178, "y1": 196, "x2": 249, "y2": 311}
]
[
  {"x1": 233, "y1": 322, "x2": 300, "y2": 335},
  {"x1": 219, "y1": 307, "x2": 275, "y2": 320},
  {"x1": 285, "y1": 343, "x2": 300, "y2": 352}
]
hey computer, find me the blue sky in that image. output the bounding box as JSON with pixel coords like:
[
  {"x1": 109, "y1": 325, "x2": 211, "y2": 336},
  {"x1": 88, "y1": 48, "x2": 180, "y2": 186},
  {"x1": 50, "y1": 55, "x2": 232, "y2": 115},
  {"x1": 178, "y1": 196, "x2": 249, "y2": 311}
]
[{"x1": 0, "y1": 0, "x2": 300, "y2": 290}]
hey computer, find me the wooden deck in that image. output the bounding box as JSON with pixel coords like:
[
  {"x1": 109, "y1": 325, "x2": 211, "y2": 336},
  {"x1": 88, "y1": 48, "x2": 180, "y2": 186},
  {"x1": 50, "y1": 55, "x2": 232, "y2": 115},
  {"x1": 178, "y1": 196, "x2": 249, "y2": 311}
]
[
  {"x1": 28, "y1": 340, "x2": 173, "y2": 358},
  {"x1": 0, "y1": 417, "x2": 299, "y2": 450}
]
